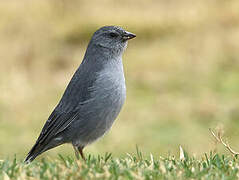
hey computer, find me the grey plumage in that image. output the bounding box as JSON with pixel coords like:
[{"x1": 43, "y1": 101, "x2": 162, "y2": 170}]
[{"x1": 25, "y1": 26, "x2": 136, "y2": 163}]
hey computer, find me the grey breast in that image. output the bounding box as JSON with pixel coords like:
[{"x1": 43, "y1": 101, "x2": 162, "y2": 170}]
[{"x1": 71, "y1": 57, "x2": 126, "y2": 146}]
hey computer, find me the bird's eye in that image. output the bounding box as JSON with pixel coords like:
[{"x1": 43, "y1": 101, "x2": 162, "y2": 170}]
[{"x1": 109, "y1": 32, "x2": 119, "y2": 38}]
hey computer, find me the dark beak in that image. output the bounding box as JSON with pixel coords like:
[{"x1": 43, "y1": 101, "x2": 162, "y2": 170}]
[{"x1": 122, "y1": 31, "x2": 136, "y2": 41}]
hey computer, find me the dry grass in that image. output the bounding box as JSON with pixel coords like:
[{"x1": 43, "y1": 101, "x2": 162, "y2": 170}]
[{"x1": 0, "y1": 0, "x2": 239, "y2": 160}]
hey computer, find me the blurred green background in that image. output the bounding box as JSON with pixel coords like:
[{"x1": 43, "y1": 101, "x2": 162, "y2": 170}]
[{"x1": 1, "y1": 0, "x2": 239, "y2": 160}]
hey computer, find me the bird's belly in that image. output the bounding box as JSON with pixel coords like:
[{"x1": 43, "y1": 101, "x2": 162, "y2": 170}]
[{"x1": 72, "y1": 82, "x2": 126, "y2": 146}]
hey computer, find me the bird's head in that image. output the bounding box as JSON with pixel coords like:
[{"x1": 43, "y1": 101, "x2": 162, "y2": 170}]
[{"x1": 89, "y1": 26, "x2": 136, "y2": 56}]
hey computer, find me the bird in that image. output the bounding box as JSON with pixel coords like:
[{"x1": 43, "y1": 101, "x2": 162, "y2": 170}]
[{"x1": 24, "y1": 26, "x2": 136, "y2": 163}]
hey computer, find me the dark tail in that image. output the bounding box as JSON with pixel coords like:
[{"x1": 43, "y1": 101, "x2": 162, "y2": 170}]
[
  {"x1": 24, "y1": 142, "x2": 46, "y2": 163},
  {"x1": 25, "y1": 139, "x2": 64, "y2": 163}
]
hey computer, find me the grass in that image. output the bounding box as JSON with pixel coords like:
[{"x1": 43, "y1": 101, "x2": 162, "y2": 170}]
[{"x1": 1, "y1": 149, "x2": 239, "y2": 180}]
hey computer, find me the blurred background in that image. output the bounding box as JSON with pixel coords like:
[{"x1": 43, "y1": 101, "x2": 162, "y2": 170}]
[{"x1": 0, "y1": 0, "x2": 239, "y2": 160}]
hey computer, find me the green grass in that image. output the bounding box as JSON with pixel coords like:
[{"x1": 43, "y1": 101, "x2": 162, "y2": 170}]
[{"x1": 1, "y1": 150, "x2": 239, "y2": 180}]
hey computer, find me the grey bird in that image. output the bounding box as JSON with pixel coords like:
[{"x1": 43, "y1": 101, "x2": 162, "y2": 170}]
[{"x1": 25, "y1": 26, "x2": 136, "y2": 163}]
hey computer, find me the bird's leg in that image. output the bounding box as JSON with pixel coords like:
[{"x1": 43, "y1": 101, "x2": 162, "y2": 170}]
[
  {"x1": 78, "y1": 146, "x2": 86, "y2": 161},
  {"x1": 73, "y1": 145, "x2": 80, "y2": 160}
]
